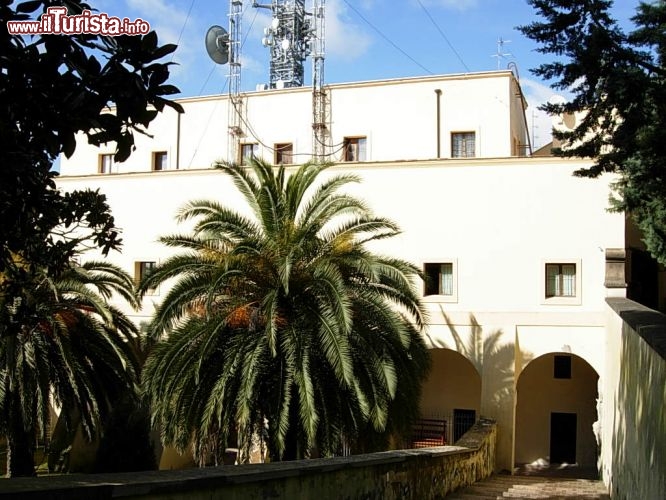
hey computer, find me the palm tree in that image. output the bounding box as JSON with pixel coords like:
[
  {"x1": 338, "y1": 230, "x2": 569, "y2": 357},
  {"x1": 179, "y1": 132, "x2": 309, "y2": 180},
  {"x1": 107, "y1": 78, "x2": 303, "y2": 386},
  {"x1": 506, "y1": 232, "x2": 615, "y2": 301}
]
[
  {"x1": 0, "y1": 260, "x2": 140, "y2": 477},
  {"x1": 141, "y1": 160, "x2": 430, "y2": 465}
]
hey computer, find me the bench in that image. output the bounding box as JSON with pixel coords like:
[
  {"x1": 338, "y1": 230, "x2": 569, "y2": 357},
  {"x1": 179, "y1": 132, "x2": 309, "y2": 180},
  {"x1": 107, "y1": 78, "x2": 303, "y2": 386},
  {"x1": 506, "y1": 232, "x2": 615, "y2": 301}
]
[{"x1": 411, "y1": 418, "x2": 447, "y2": 448}]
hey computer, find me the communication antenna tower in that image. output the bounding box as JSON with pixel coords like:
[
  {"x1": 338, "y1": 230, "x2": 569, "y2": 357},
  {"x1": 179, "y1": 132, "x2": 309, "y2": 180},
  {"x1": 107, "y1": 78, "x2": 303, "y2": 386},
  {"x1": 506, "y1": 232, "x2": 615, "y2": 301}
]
[
  {"x1": 205, "y1": 0, "x2": 244, "y2": 163},
  {"x1": 254, "y1": 1, "x2": 327, "y2": 161},
  {"x1": 491, "y1": 37, "x2": 512, "y2": 70},
  {"x1": 254, "y1": 1, "x2": 312, "y2": 89},
  {"x1": 311, "y1": 0, "x2": 327, "y2": 161}
]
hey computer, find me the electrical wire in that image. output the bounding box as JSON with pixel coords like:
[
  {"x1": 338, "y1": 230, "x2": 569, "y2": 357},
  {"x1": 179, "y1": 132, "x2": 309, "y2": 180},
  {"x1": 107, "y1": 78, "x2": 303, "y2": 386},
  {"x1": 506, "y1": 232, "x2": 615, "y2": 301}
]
[
  {"x1": 230, "y1": 98, "x2": 348, "y2": 160},
  {"x1": 171, "y1": 0, "x2": 198, "y2": 62},
  {"x1": 187, "y1": 77, "x2": 230, "y2": 169},
  {"x1": 341, "y1": 0, "x2": 433, "y2": 76},
  {"x1": 415, "y1": 0, "x2": 470, "y2": 73}
]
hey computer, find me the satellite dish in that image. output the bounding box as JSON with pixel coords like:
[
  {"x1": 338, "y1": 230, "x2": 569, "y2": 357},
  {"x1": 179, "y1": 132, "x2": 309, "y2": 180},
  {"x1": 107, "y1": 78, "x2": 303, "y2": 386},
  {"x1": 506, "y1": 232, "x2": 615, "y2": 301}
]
[
  {"x1": 562, "y1": 112, "x2": 577, "y2": 130},
  {"x1": 271, "y1": 17, "x2": 280, "y2": 30},
  {"x1": 205, "y1": 25, "x2": 229, "y2": 65},
  {"x1": 281, "y1": 38, "x2": 290, "y2": 51}
]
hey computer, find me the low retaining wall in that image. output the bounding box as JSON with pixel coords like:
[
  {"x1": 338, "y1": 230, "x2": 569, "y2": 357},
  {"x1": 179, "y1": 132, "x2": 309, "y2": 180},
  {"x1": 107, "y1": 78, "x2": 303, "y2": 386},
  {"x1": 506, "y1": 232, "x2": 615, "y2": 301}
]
[{"x1": 0, "y1": 419, "x2": 496, "y2": 499}]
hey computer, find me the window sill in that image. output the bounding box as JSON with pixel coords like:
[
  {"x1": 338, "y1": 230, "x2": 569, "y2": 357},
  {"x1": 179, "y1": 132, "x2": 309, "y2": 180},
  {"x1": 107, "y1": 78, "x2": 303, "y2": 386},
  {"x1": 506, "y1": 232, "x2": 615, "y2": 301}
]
[
  {"x1": 423, "y1": 294, "x2": 458, "y2": 304},
  {"x1": 541, "y1": 295, "x2": 582, "y2": 306}
]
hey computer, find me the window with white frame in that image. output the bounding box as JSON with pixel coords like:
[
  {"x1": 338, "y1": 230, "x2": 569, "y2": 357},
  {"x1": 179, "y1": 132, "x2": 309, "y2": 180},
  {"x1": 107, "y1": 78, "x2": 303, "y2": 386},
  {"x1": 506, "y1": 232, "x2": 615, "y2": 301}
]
[
  {"x1": 541, "y1": 259, "x2": 581, "y2": 305},
  {"x1": 451, "y1": 132, "x2": 475, "y2": 158},
  {"x1": 342, "y1": 136, "x2": 367, "y2": 162},
  {"x1": 546, "y1": 263, "x2": 576, "y2": 297},
  {"x1": 240, "y1": 143, "x2": 258, "y2": 164},
  {"x1": 423, "y1": 261, "x2": 457, "y2": 302},
  {"x1": 99, "y1": 153, "x2": 113, "y2": 174}
]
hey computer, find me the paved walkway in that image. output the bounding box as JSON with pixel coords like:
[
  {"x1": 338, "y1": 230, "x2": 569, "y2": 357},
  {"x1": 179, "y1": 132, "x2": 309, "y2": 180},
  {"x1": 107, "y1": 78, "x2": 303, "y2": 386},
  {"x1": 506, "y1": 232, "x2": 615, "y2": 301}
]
[{"x1": 445, "y1": 474, "x2": 610, "y2": 499}]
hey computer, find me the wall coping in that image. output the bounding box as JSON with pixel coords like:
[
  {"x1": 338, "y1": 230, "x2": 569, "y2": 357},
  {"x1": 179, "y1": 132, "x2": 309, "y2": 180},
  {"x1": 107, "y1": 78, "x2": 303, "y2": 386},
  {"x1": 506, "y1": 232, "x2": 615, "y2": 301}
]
[
  {"x1": 606, "y1": 297, "x2": 666, "y2": 360},
  {"x1": 0, "y1": 420, "x2": 496, "y2": 499}
]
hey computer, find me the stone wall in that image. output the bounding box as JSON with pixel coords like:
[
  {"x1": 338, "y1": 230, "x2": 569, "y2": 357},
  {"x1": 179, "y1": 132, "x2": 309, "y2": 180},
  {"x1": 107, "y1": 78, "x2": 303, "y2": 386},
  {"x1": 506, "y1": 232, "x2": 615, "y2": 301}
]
[
  {"x1": 601, "y1": 298, "x2": 666, "y2": 500},
  {"x1": 0, "y1": 420, "x2": 496, "y2": 500}
]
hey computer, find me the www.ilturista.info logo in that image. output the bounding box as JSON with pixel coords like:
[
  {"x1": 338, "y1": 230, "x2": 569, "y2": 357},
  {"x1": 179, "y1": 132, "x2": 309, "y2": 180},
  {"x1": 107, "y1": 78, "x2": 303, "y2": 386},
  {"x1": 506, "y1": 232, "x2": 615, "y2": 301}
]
[{"x1": 7, "y1": 7, "x2": 150, "y2": 36}]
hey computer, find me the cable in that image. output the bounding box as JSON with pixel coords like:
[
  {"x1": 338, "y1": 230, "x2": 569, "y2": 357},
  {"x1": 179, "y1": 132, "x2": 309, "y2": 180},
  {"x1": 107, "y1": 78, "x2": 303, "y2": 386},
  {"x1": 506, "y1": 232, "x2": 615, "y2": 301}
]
[
  {"x1": 231, "y1": 98, "x2": 348, "y2": 160},
  {"x1": 186, "y1": 77, "x2": 230, "y2": 169},
  {"x1": 415, "y1": 0, "x2": 470, "y2": 73},
  {"x1": 171, "y1": 0, "x2": 198, "y2": 62},
  {"x1": 341, "y1": 0, "x2": 433, "y2": 76},
  {"x1": 197, "y1": 64, "x2": 218, "y2": 96}
]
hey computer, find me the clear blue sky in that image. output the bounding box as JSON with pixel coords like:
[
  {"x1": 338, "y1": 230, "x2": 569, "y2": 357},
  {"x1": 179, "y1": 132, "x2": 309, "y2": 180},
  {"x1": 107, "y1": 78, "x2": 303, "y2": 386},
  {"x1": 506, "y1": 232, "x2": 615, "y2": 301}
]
[{"x1": 94, "y1": 0, "x2": 638, "y2": 149}]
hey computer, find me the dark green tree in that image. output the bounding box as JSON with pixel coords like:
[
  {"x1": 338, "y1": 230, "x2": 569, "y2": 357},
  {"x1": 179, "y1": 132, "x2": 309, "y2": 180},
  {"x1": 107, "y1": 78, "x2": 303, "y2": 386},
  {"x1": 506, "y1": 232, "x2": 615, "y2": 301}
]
[
  {"x1": 520, "y1": 0, "x2": 666, "y2": 263},
  {"x1": 0, "y1": 0, "x2": 183, "y2": 476},
  {"x1": 141, "y1": 160, "x2": 430, "y2": 465},
  {"x1": 0, "y1": 261, "x2": 141, "y2": 477}
]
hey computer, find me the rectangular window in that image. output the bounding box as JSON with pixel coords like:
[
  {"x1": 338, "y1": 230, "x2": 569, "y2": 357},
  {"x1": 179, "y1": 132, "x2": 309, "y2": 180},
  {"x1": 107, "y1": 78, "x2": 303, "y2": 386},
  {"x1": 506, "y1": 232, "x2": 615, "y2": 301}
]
[
  {"x1": 152, "y1": 151, "x2": 168, "y2": 171},
  {"x1": 342, "y1": 137, "x2": 367, "y2": 162},
  {"x1": 424, "y1": 263, "x2": 454, "y2": 296},
  {"x1": 240, "y1": 143, "x2": 258, "y2": 164},
  {"x1": 99, "y1": 153, "x2": 113, "y2": 174},
  {"x1": 451, "y1": 132, "x2": 475, "y2": 158},
  {"x1": 135, "y1": 261, "x2": 157, "y2": 294},
  {"x1": 554, "y1": 355, "x2": 572, "y2": 379},
  {"x1": 274, "y1": 143, "x2": 293, "y2": 165},
  {"x1": 546, "y1": 263, "x2": 576, "y2": 298}
]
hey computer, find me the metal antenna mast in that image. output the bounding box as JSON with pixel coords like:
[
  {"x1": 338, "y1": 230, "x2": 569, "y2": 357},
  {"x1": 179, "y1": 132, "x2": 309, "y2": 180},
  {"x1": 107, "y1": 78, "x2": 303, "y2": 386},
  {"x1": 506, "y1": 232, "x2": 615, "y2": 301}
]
[
  {"x1": 311, "y1": 0, "x2": 327, "y2": 162},
  {"x1": 254, "y1": 1, "x2": 312, "y2": 89},
  {"x1": 228, "y1": 0, "x2": 244, "y2": 162},
  {"x1": 491, "y1": 37, "x2": 512, "y2": 70}
]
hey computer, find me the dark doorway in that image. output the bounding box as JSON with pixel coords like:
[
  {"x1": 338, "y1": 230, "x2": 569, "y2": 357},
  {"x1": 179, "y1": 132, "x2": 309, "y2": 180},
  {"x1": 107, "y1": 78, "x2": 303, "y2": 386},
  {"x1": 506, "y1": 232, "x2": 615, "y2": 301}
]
[
  {"x1": 453, "y1": 409, "x2": 476, "y2": 442},
  {"x1": 550, "y1": 412, "x2": 577, "y2": 463}
]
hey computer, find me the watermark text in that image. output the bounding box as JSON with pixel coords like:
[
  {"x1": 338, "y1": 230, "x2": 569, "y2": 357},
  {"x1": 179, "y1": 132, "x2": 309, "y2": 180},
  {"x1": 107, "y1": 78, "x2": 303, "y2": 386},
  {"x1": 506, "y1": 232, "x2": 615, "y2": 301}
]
[{"x1": 7, "y1": 7, "x2": 150, "y2": 36}]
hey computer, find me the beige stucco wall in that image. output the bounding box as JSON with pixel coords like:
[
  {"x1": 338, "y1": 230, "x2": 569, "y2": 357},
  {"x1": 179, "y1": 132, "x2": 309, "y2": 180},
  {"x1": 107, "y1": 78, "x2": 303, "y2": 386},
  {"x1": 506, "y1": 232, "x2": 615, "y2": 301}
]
[
  {"x1": 59, "y1": 71, "x2": 526, "y2": 176},
  {"x1": 601, "y1": 299, "x2": 666, "y2": 499},
  {"x1": 420, "y1": 348, "x2": 481, "y2": 418}
]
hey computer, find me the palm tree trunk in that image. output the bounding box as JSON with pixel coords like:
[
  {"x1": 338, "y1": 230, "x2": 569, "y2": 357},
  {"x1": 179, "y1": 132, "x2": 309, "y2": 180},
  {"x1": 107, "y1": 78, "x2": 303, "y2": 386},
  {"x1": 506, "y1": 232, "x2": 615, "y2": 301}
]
[
  {"x1": 6, "y1": 397, "x2": 36, "y2": 477},
  {"x1": 282, "y1": 394, "x2": 301, "y2": 461}
]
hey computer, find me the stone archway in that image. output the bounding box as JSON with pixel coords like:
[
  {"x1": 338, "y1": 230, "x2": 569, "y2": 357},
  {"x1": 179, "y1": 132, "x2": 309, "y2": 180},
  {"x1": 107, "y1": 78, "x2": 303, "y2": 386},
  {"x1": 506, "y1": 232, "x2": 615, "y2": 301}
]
[{"x1": 514, "y1": 352, "x2": 599, "y2": 468}]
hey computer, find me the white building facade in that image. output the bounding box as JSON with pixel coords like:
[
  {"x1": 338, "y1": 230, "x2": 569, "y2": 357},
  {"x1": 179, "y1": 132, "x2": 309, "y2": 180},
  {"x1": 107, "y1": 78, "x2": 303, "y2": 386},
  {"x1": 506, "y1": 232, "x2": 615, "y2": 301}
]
[{"x1": 58, "y1": 70, "x2": 626, "y2": 473}]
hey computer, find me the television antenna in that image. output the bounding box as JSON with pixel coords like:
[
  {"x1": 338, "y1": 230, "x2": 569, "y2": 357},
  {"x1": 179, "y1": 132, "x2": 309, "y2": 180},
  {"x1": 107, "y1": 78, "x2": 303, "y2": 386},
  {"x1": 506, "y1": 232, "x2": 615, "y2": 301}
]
[
  {"x1": 205, "y1": 1, "x2": 244, "y2": 163},
  {"x1": 491, "y1": 37, "x2": 512, "y2": 70}
]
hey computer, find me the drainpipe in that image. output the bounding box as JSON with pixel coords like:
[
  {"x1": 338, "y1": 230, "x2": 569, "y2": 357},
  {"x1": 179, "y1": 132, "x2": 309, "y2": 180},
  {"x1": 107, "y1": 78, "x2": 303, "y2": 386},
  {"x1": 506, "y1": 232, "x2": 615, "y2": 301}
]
[
  {"x1": 175, "y1": 109, "x2": 181, "y2": 169},
  {"x1": 435, "y1": 89, "x2": 442, "y2": 158}
]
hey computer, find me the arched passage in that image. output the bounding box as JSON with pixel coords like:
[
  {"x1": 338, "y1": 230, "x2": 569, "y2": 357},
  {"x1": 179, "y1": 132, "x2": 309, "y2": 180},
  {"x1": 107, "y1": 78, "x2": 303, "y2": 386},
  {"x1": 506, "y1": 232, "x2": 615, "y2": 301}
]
[
  {"x1": 514, "y1": 352, "x2": 599, "y2": 467},
  {"x1": 419, "y1": 348, "x2": 481, "y2": 443}
]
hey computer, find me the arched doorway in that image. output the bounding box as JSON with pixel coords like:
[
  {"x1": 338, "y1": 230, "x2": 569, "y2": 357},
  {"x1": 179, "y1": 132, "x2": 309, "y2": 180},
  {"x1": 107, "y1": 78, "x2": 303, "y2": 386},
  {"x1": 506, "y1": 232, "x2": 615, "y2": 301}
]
[
  {"x1": 514, "y1": 352, "x2": 599, "y2": 467},
  {"x1": 419, "y1": 348, "x2": 481, "y2": 444}
]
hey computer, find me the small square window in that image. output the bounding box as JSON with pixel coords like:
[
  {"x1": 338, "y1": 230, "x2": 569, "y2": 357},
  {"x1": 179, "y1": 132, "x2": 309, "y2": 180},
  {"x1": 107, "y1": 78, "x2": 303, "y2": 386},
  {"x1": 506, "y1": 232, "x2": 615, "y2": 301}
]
[
  {"x1": 541, "y1": 259, "x2": 581, "y2": 305},
  {"x1": 342, "y1": 137, "x2": 367, "y2": 162},
  {"x1": 275, "y1": 143, "x2": 293, "y2": 165},
  {"x1": 451, "y1": 132, "x2": 475, "y2": 158},
  {"x1": 99, "y1": 154, "x2": 114, "y2": 174},
  {"x1": 135, "y1": 261, "x2": 157, "y2": 295},
  {"x1": 424, "y1": 263, "x2": 454, "y2": 296},
  {"x1": 240, "y1": 143, "x2": 258, "y2": 164},
  {"x1": 554, "y1": 355, "x2": 572, "y2": 379},
  {"x1": 153, "y1": 151, "x2": 168, "y2": 171},
  {"x1": 546, "y1": 263, "x2": 576, "y2": 298}
]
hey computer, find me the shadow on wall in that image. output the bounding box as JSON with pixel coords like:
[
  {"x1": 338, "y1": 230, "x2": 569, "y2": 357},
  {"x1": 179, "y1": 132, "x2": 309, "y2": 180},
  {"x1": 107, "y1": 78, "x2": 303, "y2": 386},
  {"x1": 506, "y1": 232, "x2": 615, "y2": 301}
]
[
  {"x1": 611, "y1": 306, "x2": 666, "y2": 498},
  {"x1": 440, "y1": 309, "x2": 528, "y2": 416}
]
